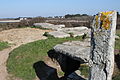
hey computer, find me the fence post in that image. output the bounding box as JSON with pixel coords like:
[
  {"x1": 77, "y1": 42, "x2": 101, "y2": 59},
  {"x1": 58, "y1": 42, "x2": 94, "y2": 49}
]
[{"x1": 89, "y1": 11, "x2": 117, "y2": 80}]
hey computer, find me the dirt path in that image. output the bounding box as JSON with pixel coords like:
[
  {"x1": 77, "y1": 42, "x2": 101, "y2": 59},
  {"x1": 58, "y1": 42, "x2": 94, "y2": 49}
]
[{"x1": 0, "y1": 28, "x2": 51, "y2": 80}]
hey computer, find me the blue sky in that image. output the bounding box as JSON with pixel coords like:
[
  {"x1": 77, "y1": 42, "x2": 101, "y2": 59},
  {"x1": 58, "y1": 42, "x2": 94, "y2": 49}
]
[{"x1": 0, "y1": 0, "x2": 120, "y2": 18}]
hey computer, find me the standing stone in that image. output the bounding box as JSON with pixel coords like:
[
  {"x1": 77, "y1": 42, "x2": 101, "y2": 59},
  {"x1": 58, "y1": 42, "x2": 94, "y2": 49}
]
[{"x1": 89, "y1": 11, "x2": 117, "y2": 80}]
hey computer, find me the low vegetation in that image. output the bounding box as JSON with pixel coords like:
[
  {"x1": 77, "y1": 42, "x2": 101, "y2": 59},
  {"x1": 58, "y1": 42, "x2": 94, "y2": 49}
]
[
  {"x1": 116, "y1": 29, "x2": 120, "y2": 37},
  {"x1": 113, "y1": 76, "x2": 120, "y2": 80},
  {"x1": 115, "y1": 39, "x2": 120, "y2": 52},
  {"x1": 0, "y1": 17, "x2": 46, "y2": 31},
  {"x1": 113, "y1": 29, "x2": 120, "y2": 80},
  {"x1": 79, "y1": 64, "x2": 89, "y2": 78},
  {"x1": 0, "y1": 41, "x2": 9, "y2": 51},
  {"x1": 7, "y1": 36, "x2": 82, "y2": 80},
  {"x1": 115, "y1": 30, "x2": 120, "y2": 54}
]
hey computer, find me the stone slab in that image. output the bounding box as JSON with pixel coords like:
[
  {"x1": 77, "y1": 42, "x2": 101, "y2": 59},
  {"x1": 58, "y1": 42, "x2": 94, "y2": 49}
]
[
  {"x1": 48, "y1": 26, "x2": 90, "y2": 38},
  {"x1": 33, "y1": 23, "x2": 65, "y2": 30},
  {"x1": 53, "y1": 41, "x2": 90, "y2": 63},
  {"x1": 48, "y1": 31, "x2": 70, "y2": 38}
]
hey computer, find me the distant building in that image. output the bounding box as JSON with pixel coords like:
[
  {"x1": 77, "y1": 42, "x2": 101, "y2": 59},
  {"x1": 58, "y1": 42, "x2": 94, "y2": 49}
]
[{"x1": 19, "y1": 17, "x2": 27, "y2": 21}]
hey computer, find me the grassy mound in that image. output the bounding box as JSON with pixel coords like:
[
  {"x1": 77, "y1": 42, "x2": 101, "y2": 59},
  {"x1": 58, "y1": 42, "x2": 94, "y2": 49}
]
[{"x1": 7, "y1": 36, "x2": 82, "y2": 80}]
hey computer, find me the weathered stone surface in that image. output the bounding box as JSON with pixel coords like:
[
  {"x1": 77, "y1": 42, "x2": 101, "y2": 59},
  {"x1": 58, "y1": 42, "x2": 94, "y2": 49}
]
[
  {"x1": 53, "y1": 41, "x2": 90, "y2": 63},
  {"x1": 48, "y1": 26, "x2": 90, "y2": 38},
  {"x1": 58, "y1": 27, "x2": 88, "y2": 32},
  {"x1": 90, "y1": 11, "x2": 117, "y2": 80},
  {"x1": 59, "y1": 27, "x2": 90, "y2": 37},
  {"x1": 33, "y1": 23, "x2": 65, "y2": 30},
  {"x1": 55, "y1": 24, "x2": 65, "y2": 28},
  {"x1": 48, "y1": 31, "x2": 70, "y2": 38}
]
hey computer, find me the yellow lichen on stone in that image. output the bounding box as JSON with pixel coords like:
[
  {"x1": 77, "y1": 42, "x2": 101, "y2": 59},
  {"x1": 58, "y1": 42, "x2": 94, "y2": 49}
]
[
  {"x1": 95, "y1": 15, "x2": 99, "y2": 27},
  {"x1": 101, "y1": 11, "x2": 113, "y2": 16},
  {"x1": 102, "y1": 18, "x2": 111, "y2": 30},
  {"x1": 100, "y1": 11, "x2": 113, "y2": 30}
]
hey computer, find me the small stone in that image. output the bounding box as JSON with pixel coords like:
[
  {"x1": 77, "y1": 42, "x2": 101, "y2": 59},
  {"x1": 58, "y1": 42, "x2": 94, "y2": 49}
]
[
  {"x1": 33, "y1": 23, "x2": 65, "y2": 30},
  {"x1": 48, "y1": 31, "x2": 70, "y2": 38},
  {"x1": 115, "y1": 35, "x2": 120, "y2": 39}
]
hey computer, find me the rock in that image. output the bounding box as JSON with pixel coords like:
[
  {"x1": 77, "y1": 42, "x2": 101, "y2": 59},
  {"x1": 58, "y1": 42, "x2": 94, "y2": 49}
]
[
  {"x1": 53, "y1": 41, "x2": 90, "y2": 63},
  {"x1": 34, "y1": 23, "x2": 54, "y2": 27},
  {"x1": 33, "y1": 23, "x2": 65, "y2": 30},
  {"x1": 48, "y1": 31, "x2": 70, "y2": 38},
  {"x1": 55, "y1": 24, "x2": 65, "y2": 28},
  {"x1": 48, "y1": 26, "x2": 90, "y2": 38},
  {"x1": 90, "y1": 11, "x2": 117, "y2": 80},
  {"x1": 115, "y1": 35, "x2": 120, "y2": 39},
  {"x1": 58, "y1": 26, "x2": 88, "y2": 31},
  {"x1": 59, "y1": 27, "x2": 90, "y2": 37}
]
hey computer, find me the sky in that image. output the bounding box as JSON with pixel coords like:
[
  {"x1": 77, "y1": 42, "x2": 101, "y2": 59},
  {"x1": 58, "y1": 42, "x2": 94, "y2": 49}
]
[{"x1": 0, "y1": 0, "x2": 120, "y2": 18}]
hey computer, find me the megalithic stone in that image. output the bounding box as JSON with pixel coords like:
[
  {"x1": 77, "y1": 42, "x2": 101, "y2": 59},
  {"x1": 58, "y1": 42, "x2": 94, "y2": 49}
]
[{"x1": 89, "y1": 11, "x2": 117, "y2": 80}]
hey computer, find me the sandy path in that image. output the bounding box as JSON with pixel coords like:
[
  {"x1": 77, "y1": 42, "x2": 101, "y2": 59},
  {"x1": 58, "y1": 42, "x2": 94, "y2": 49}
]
[
  {"x1": 0, "y1": 28, "x2": 51, "y2": 80},
  {"x1": 0, "y1": 46, "x2": 16, "y2": 80}
]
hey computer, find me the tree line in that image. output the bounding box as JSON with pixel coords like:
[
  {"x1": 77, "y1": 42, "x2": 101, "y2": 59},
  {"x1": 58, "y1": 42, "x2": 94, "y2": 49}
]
[{"x1": 65, "y1": 14, "x2": 89, "y2": 18}]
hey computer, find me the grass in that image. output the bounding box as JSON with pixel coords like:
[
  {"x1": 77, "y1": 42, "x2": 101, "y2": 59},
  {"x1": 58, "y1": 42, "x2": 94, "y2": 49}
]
[
  {"x1": 115, "y1": 29, "x2": 120, "y2": 54},
  {"x1": 58, "y1": 71, "x2": 64, "y2": 76},
  {"x1": 113, "y1": 29, "x2": 120, "y2": 80},
  {"x1": 0, "y1": 41, "x2": 9, "y2": 51},
  {"x1": 7, "y1": 36, "x2": 82, "y2": 80},
  {"x1": 79, "y1": 64, "x2": 89, "y2": 78},
  {"x1": 113, "y1": 75, "x2": 120, "y2": 80},
  {"x1": 116, "y1": 29, "x2": 120, "y2": 37},
  {"x1": 115, "y1": 39, "x2": 120, "y2": 51}
]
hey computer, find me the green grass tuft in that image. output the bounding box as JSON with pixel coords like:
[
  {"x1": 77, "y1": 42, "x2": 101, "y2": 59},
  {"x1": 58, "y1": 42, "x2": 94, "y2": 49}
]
[
  {"x1": 115, "y1": 39, "x2": 120, "y2": 50},
  {"x1": 0, "y1": 42, "x2": 9, "y2": 51},
  {"x1": 43, "y1": 32, "x2": 54, "y2": 38},
  {"x1": 79, "y1": 64, "x2": 89, "y2": 78}
]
